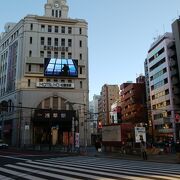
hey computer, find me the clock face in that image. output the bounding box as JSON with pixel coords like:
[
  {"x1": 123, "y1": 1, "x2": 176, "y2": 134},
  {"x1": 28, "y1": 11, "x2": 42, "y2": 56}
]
[{"x1": 54, "y1": 2, "x2": 59, "y2": 8}]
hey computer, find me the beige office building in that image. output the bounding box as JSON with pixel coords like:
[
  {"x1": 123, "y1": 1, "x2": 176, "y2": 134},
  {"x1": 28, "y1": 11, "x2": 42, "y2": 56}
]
[{"x1": 0, "y1": 0, "x2": 89, "y2": 147}]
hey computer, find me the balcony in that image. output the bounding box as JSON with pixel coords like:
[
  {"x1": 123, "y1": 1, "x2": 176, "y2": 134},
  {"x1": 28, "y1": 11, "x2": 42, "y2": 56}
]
[
  {"x1": 173, "y1": 87, "x2": 180, "y2": 95},
  {"x1": 168, "y1": 50, "x2": 175, "y2": 58},
  {"x1": 169, "y1": 58, "x2": 177, "y2": 67},
  {"x1": 170, "y1": 69, "x2": 178, "y2": 77},
  {"x1": 171, "y1": 77, "x2": 179, "y2": 85}
]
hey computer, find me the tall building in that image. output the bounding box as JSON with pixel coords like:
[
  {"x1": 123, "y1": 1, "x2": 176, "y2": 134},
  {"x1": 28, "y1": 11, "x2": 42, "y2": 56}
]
[
  {"x1": 146, "y1": 33, "x2": 180, "y2": 141},
  {"x1": 89, "y1": 94, "x2": 100, "y2": 144},
  {"x1": 98, "y1": 84, "x2": 119, "y2": 125},
  {"x1": 172, "y1": 17, "x2": 180, "y2": 140},
  {"x1": 0, "y1": 0, "x2": 89, "y2": 147},
  {"x1": 172, "y1": 18, "x2": 180, "y2": 81}
]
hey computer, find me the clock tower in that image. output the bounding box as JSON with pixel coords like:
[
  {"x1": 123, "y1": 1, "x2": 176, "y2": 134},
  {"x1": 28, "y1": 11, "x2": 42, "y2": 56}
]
[{"x1": 44, "y1": 0, "x2": 69, "y2": 18}]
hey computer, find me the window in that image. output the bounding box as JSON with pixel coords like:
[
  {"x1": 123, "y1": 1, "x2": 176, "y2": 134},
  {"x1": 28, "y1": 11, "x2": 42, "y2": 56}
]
[
  {"x1": 79, "y1": 40, "x2": 82, "y2": 47},
  {"x1": 54, "y1": 38, "x2": 58, "y2": 46},
  {"x1": 68, "y1": 52, "x2": 72, "y2": 59},
  {"x1": 47, "y1": 51, "x2": 51, "y2": 58},
  {"x1": 79, "y1": 28, "x2": 82, "y2": 34},
  {"x1": 30, "y1": 37, "x2": 32, "y2": 44},
  {"x1": 80, "y1": 67, "x2": 82, "y2": 74},
  {"x1": 48, "y1": 37, "x2": 51, "y2": 46},
  {"x1": 61, "y1": 52, "x2": 65, "y2": 59},
  {"x1": 29, "y1": 50, "x2": 32, "y2": 57},
  {"x1": 28, "y1": 64, "x2": 31, "y2": 72},
  {"x1": 61, "y1": 26, "x2": 65, "y2": 33},
  {"x1": 80, "y1": 53, "x2": 82, "y2": 60},
  {"x1": 80, "y1": 81, "x2": 83, "y2": 88},
  {"x1": 61, "y1": 38, "x2": 65, "y2": 46},
  {"x1": 39, "y1": 78, "x2": 43, "y2": 82},
  {"x1": 40, "y1": 51, "x2": 44, "y2": 57},
  {"x1": 55, "y1": 10, "x2": 58, "y2": 17},
  {"x1": 41, "y1": 25, "x2": 45, "y2": 32},
  {"x1": 55, "y1": 26, "x2": 58, "y2": 33},
  {"x1": 30, "y1": 24, "x2": 33, "y2": 30},
  {"x1": 68, "y1": 27, "x2": 72, "y2": 34},
  {"x1": 41, "y1": 37, "x2": 44, "y2": 45},
  {"x1": 28, "y1": 79, "x2": 31, "y2": 87},
  {"x1": 68, "y1": 39, "x2": 72, "y2": 47},
  {"x1": 59, "y1": 10, "x2": 61, "y2": 17},
  {"x1": 54, "y1": 51, "x2": 58, "y2": 58},
  {"x1": 52, "y1": 10, "x2": 54, "y2": 16},
  {"x1": 48, "y1": 25, "x2": 52, "y2": 32},
  {"x1": 40, "y1": 64, "x2": 43, "y2": 72}
]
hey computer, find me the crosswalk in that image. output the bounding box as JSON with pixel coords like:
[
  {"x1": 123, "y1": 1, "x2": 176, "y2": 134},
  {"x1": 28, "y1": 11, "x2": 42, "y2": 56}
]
[{"x1": 0, "y1": 156, "x2": 180, "y2": 180}]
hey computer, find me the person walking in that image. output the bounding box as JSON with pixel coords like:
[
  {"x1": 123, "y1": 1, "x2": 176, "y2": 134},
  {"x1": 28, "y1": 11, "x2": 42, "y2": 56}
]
[
  {"x1": 175, "y1": 140, "x2": 180, "y2": 163},
  {"x1": 141, "y1": 140, "x2": 147, "y2": 160}
]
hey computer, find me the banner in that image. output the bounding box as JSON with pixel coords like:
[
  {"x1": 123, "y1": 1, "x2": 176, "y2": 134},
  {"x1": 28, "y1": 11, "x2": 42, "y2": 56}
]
[{"x1": 75, "y1": 133, "x2": 80, "y2": 148}]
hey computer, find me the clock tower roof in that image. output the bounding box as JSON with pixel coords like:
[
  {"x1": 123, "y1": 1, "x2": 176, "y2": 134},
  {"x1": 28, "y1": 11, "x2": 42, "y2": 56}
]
[{"x1": 44, "y1": 0, "x2": 68, "y2": 19}]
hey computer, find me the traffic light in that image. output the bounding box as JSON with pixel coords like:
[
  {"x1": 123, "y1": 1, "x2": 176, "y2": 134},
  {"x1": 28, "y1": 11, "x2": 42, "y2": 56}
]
[
  {"x1": 98, "y1": 121, "x2": 102, "y2": 129},
  {"x1": 0, "y1": 101, "x2": 8, "y2": 112},
  {"x1": 175, "y1": 113, "x2": 180, "y2": 123}
]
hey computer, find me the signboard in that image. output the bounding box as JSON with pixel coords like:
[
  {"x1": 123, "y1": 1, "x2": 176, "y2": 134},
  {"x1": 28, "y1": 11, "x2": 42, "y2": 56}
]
[
  {"x1": 135, "y1": 127, "x2": 146, "y2": 143},
  {"x1": 36, "y1": 82, "x2": 74, "y2": 89},
  {"x1": 75, "y1": 133, "x2": 80, "y2": 148},
  {"x1": 102, "y1": 125, "x2": 121, "y2": 142}
]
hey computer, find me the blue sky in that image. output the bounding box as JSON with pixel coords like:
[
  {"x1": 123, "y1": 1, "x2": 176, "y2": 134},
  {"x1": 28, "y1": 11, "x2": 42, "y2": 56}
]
[{"x1": 0, "y1": 0, "x2": 179, "y2": 100}]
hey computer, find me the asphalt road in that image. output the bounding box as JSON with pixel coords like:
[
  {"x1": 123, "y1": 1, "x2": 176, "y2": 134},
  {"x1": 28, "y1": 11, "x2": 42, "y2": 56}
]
[{"x1": 0, "y1": 148, "x2": 69, "y2": 166}]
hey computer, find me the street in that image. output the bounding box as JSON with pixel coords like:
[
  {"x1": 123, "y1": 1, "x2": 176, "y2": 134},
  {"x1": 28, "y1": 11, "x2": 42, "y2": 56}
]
[{"x1": 0, "y1": 149, "x2": 180, "y2": 180}]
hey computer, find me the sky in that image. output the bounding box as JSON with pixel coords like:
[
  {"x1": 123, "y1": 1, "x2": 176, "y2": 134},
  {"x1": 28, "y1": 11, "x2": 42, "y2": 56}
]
[{"x1": 0, "y1": 0, "x2": 179, "y2": 101}]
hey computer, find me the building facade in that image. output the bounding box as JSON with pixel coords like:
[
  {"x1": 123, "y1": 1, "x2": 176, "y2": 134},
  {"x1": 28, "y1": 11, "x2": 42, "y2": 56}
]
[
  {"x1": 120, "y1": 76, "x2": 147, "y2": 124},
  {"x1": 146, "y1": 33, "x2": 180, "y2": 141},
  {"x1": 0, "y1": 0, "x2": 89, "y2": 147},
  {"x1": 98, "y1": 84, "x2": 119, "y2": 125}
]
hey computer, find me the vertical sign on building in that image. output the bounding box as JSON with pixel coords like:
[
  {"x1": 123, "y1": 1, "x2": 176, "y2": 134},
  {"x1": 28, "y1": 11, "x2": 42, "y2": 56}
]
[{"x1": 75, "y1": 133, "x2": 80, "y2": 148}]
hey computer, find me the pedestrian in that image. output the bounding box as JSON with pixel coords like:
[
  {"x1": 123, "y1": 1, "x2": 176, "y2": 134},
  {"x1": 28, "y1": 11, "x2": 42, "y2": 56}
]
[
  {"x1": 140, "y1": 140, "x2": 147, "y2": 160},
  {"x1": 175, "y1": 140, "x2": 180, "y2": 163},
  {"x1": 95, "y1": 140, "x2": 101, "y2": 152}
]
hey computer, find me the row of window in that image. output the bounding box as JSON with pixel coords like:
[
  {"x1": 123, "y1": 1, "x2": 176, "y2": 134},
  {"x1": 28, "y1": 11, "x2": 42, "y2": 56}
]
[
  {"x1": 39, "y1": 37, "x2": 83, "y2": 47},
  {"x1": 150, "y1": 68, "x2": 167, "y2": 81},
  {"x1": 148, "y1": 47, "x2": 164, "y2": 63},
  {"x1": 151, "y1": 78, "x2": 168, "y2": 90},
  {"x1": 152, "y1": 100, "x2": 170, "y2": 110},
  {"x1": 37, "y1": 24, "x2": 82, "y2": 35},
  {"x1": 1, "y1": 30, "x2": 19, "y2": 51},
  {"x1": 152, "y1": 89, "x2": 169, "y2": 100},
  {"x1": 149, "y1": 58, "x2": 166, "y2": 72},
  {"x1": 29, "y1": 50, "x2": 83, "y2": 61}
]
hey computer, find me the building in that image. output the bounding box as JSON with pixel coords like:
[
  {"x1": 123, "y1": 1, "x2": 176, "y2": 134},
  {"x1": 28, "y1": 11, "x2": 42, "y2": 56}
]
[
  {"x1": 146, "y1": 32, "x2": 180, "y2": 142},
  {"x1": 0, "y1": 0, "x2": 89, "y2": 147},
  {"x1": 172, "y1": 18, "x2": 180, "y2": 138},
  {"x1": 120, "y1": 76, "x2": 148, "y2": 139},
  {"x1": 172, "y1": 17, "x2": 180, "y2": 81},
  {"x1": 98, "y1": 84, "x2": 119, "y2": 126},
  {"x1": 89, "y1": 94, "x2": 100, "y2": 144}
]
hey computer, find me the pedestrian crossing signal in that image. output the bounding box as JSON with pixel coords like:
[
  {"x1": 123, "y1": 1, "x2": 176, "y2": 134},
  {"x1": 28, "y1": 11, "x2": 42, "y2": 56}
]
[
  {"x1": 175, "y1": 113, "x2": 180, "y2": 123},
  {"x1": 98, "y1": 121, "x2": 102, "y2": 129}
]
